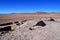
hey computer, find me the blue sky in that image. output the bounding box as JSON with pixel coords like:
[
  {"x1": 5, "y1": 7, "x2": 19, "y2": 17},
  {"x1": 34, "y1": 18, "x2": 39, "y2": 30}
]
[{"x1": 0, "y1": 0, "x2": 60, "y2": 14}]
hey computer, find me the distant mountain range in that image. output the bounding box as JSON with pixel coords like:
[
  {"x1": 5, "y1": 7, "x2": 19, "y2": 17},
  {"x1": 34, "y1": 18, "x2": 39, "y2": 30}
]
[
  {"x1": 11, "y1": 12, "x2": 60, "y2": 14},
  {"x1": 0, "y1": 12, "x2": 60, "y2": 14}
]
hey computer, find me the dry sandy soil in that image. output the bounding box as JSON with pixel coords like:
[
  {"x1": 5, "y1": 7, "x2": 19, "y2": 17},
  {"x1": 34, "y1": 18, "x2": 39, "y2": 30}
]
[
  {"x1": 0, "y1": 13, "x2": 60, "y2": 23},
  {"x1": 0, "y1": 12, "x2": 60, "y2": 40}
]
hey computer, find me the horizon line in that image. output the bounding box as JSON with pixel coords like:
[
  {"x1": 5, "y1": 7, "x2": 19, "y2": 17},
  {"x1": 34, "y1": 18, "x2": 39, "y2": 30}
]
[{"x1": 0, "y1": 11, "x2": 60, "y2": 14}]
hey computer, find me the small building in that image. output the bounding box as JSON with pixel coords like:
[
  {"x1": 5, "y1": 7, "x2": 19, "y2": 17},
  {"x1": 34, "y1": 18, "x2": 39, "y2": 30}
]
[
  {"x1": 0, "y1": 22, "x2": 16, "y2": 32},
  {"x1": 14, "y1": 21, "x2": 20, "y2": 25},
  {"x1": 21, "y1": 19, "x2": 27, "y2": 24},
  {"x1": 0, "y1": 26, "x2": 11, "y2": 32},
  {"x1": 35, "y1": 20, "x2": 46, "y2": 27},
  {"x1": 48, "y1": 17, "x2": 55, "y2": 21}
]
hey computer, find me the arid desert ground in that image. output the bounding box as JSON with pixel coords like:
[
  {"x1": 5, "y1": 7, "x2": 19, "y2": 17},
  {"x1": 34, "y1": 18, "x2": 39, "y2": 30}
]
[{"x1": 0, "y1": 12, "x2": 60, "y2": 40}]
